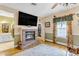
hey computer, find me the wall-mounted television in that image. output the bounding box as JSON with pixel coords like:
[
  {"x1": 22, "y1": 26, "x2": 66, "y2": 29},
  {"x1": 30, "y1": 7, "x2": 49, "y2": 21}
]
[{"x1": 18, "y1": 11, "x2": 38, "y2": 26}]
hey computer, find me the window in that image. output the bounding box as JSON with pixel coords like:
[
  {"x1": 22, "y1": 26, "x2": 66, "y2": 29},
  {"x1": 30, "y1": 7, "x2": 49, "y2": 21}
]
[{"x1": 56, "y1": 21, "x2": 67, "y2": 39}]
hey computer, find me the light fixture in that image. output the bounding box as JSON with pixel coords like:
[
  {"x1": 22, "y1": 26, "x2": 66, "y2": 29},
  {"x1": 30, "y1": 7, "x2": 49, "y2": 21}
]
[
  {"x1": 61, "y1": 3, "x2": 76, "y2": 6},
  {"x1": 1, "y1": 20, "x2": 8, "y2": 23}
]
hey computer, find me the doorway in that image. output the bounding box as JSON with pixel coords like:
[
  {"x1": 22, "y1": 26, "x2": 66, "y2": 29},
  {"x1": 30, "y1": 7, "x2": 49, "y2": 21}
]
[
  {"x1": 55, "y1": 21, "x2": 68, "y2": 45},
  {"x1": 0, "y1": 9, "x2": 15, "y2": 52}
]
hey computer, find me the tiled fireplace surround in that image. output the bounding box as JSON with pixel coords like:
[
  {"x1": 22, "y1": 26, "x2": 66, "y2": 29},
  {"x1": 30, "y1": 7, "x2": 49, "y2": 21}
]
[{"x1": 19, "y1": 26, "x2": 38, "y2": 49}]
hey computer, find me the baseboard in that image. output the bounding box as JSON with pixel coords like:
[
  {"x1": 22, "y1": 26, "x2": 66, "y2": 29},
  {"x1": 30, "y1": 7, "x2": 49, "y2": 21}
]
[
  {"x1": 14, "y1": 45, "x2": 18, "y2": 48},
  {"x1": 56, "y1": 42, "x2": 67, "y2": 46},
  {"x1": 56, "y1": 42, "x2": 79, "y2": 48},
  {"x1": 45, "y1": 39, "x2": 53, "y2": 42},
  {"x1": 45, "y1": 39, "x2": 67, "y2": 46}
]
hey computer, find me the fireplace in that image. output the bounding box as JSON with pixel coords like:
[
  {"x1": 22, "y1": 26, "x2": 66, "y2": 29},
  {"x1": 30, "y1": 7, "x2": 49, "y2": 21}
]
[
  {"x1": 19, "y1": 27, "x2": 37, "y2": 49},
  {"x1": 25, "y1": 31, "x2": 35, "y2": 41}
]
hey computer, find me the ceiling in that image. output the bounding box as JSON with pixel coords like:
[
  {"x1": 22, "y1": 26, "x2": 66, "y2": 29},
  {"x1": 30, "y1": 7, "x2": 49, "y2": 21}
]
[
  {"x1": 0, "y1": 10, "x2": 14, "y2": 17},
  {"x1": 0, "y1": 3, "x2": 79, "y2": 17}
]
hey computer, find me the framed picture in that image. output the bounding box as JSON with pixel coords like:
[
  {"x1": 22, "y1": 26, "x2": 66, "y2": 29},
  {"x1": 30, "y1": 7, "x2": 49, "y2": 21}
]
[
  {"x1": 45, "y1": 22, "x2": 50, "y2": 27},
  {"x1": 2, "y1": 23, "x2": 9, "y2": 33}
]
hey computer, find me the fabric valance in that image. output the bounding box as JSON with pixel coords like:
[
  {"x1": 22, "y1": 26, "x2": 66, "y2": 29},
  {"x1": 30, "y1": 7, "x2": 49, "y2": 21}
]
[{"x1": 53, "y1": 14, "x2": 73, "y2": 23}]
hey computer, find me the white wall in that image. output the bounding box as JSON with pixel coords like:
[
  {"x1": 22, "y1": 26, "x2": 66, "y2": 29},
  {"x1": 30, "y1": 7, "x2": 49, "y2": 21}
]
[
  {"x1": 44, "y1": 16, "x2": 53, "y2": 33},
  {"x1": 38, "y1": 17, "x2": 45, "y2": 38},
  {"x1": 72, "y1": 14, "x2": 79, "y2": 35}
]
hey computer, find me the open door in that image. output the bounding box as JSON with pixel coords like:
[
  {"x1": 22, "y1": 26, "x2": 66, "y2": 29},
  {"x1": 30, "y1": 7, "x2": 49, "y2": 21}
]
[
  {"x1": 0, "y1": 9, "x2": 15, "y2": 52},
  {"x1": 55, "y1": 21, "x2": 68, "y2": 45}
]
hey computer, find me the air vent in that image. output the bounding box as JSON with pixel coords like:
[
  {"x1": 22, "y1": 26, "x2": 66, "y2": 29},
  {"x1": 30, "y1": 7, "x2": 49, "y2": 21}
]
[
  {"x1": 51, "y1": 3, "x2": 58, "y2": 9},
  {"x1": 31, "y1": 3, "x2": 37, "y2": 6}
]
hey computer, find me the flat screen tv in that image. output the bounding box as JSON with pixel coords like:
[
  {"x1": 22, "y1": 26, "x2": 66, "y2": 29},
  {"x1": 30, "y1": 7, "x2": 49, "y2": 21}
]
[{"x1": 18, "y1": 11, "x2": 38, "y2": 26}]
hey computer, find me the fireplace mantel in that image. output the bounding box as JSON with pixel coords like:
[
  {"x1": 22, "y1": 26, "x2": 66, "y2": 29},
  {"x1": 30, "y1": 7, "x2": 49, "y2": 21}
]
[{"x1": 18, "y1": 26, "x2": 37, "y2": 29}]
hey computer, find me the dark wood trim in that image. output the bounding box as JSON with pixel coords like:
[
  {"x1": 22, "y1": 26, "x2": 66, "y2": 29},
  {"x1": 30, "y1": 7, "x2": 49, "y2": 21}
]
[
  {"x1": 67, "y1": 21, "x2": 73, "y2": 48},
  {"x1": 53, "y1": 23, "x2": 56, "y2": 43}
]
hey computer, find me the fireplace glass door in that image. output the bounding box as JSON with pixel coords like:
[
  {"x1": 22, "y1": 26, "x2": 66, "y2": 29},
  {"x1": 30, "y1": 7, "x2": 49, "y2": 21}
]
[{"x1": 25, "y1": 31, "x2": 35, "y2": 41}]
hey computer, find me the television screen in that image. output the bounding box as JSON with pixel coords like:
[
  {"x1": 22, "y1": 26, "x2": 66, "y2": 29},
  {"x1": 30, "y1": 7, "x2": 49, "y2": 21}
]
[{"x1": 18, "y1": 11, "x2": 37, "y2": 26}]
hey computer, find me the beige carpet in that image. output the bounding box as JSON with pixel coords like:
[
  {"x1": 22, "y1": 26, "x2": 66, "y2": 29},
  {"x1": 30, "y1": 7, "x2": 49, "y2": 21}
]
[{"x1": 15, "y1": 44, "x2": 66, "y2": 56}]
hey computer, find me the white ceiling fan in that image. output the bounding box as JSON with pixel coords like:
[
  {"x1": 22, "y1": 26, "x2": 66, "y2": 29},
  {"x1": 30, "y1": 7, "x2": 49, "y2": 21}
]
[
  {"x1": 60, "y1": 3, "x2": 76, "y2": 7},
  {"x1": 51, "y1": 3, "x2": 77, "y2": 9}
]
